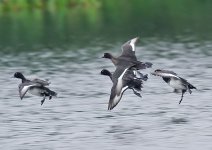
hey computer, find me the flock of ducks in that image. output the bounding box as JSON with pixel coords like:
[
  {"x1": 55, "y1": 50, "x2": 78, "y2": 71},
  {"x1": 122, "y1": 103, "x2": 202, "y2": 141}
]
[
  {"x1": 13, "y1": 37, "x2": 197, "y2": 109},
  {"x1": 100, "y1": 37, "x2": 197, "y2": 110}
]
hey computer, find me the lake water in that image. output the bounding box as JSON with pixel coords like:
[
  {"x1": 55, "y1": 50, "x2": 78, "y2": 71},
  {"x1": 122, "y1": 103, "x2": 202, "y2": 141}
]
[{"x1": 0, "y1": 37, "x2": 212, "y2": 150}]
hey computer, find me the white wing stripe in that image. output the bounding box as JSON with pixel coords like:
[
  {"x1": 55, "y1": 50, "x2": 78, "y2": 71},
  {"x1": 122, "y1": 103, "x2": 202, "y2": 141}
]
[
  {"x1": 20, "y1": 85, "x2": 31, "y2": 99},
  {"x1": 116, "y1": 68, "x2": 128, "y2": 94},
  {"x1": 130, "y1": 40, "x2": 136, "y2": 52},
  {"x1": 19, "y1": 84, "x2": 36, "y2": 99},
  {"x1": 111, "y1": 86, "x2": 128, "y2": 109}
]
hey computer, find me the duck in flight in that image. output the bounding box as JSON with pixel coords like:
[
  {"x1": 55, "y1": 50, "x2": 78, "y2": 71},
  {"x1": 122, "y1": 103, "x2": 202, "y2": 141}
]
[
  {"x1": 102, "y1": 37, "x2": 152, "y2": 70},
  {"x1": 151, "y1": 69, "x2": 196, "y2": 104},
  {"x1": 14, "y1": 72, "x2": 57, "y2": 105},
  {"x1": 100, "y1": 68, "x2": 145, "y2": 98},
  {"x1": 101, "y1": 65, "x2": 145, "y2": 110}
]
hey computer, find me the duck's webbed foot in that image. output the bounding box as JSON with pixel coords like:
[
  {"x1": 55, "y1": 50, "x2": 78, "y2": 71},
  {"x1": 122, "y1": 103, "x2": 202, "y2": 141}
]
[
  {"x1": 188, "y1": 88, "x2": 192, "y2": 94},
  {"x1": 49, "y1": 96, "x2": 52, "y2": 100},
  {"x1": 134, "y1": 71, "x2": 148, "y2": 81},
  {"x1": 179, "y1": 90, "x2": 186, "y2": 104},
  {"x1": 41, "y1": 96, "x2": 46, "y2": 105},
  {"x1": 132, "y1": 89, "x2": 142, "y2": 98},
  {"x1": 141, "y1": 74, "x2": 148, "y2": 81}
]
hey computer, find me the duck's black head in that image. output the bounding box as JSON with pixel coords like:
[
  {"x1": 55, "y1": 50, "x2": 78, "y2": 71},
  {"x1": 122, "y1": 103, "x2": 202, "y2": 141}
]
[
  {"x1": 102, "y1": 53, "x2": 112, "y2": 59},
  {"x1": 100, "y1": 69, "x2": 111, "y2": 77},
  {"x1": 14, "y1": 72, "x2": 25, "y2": 80}
]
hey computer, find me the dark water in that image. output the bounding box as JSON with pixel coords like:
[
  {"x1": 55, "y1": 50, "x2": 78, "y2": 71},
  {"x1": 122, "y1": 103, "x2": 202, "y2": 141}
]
[{"x1": 0, "y1": 37, "x2": 212, "y2": 149}]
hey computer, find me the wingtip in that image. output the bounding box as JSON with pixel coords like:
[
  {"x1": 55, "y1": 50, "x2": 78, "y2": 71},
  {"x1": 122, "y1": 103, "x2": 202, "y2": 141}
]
[
  {"x1": 41, "y1": 101, "x2": 44, "y2": 106},
  {"x1": 108, "y1": 104, "x2": 112, "y2": 110},
  {"x1": 20, "y1": 96, "x2": 23, "y2": 100},
  {"x1": 108, "y1": 103, "x2": 115, "y2": 110},
  {"x1": 135, "y1": 36, "x2": 139, "y2": 40},
  {"x1": 132, "y1": 37, "x2": 140, "y2": 43}
]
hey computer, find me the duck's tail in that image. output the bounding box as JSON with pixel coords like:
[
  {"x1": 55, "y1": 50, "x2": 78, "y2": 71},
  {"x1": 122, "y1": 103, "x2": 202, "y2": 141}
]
[
  {"x1": 187, "y1": 83, "x2": 197, "y2": 94},
  {"x1": 44, "y1": 87, "x2": 57, "y2": 97},
  {"x1": 188, "y1": 83, "x2": 196, "y2": 90},
  {"x1": 49, "y1": 90, "x2": 57, "y2": 97}
]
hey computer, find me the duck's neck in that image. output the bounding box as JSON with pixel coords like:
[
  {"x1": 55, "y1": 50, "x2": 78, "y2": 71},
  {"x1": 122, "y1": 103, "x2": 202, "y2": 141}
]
[
  {"x1": 20, "y1": 75, "x2": 27, "y2": 83},
  {"x1": 111, "y1": 56, "x2": 118, "y2": 65},
  {"x1": 103, "y1": 71, "x2": 112, "y2": 80},
  {"x1": 108, "y1": 73, "x2": 112, "y2": 80}
]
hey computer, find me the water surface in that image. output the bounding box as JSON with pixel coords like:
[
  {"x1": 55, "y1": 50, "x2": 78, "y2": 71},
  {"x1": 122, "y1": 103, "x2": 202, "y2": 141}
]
[
  {"x1": 1, "y1": 1, "x2": 212, "y2": 149},
  {"x1": 0, "y1": 37, "x2": 212, "y2": 150}
]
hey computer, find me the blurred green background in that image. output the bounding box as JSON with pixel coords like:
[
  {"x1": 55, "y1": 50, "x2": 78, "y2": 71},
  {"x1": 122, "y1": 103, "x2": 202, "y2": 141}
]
[{"x1": 0, "y1": 0, "x2": 212, "y2": 51}]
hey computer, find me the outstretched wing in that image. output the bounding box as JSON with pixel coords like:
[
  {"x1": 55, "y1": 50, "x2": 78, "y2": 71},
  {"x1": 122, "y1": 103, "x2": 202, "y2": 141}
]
[
  {"x1": 108, "y1": 67, "x2": 130, "y2": 110},
  {"x1": 120, "y1": 37, "x2": 139, "y2": 61},
  {"x1": 32, "y1": 78, "x2": 50, "y2": 86},
  {"x1": 108, "y1": 85, "x2": 128, "y2": 110},
  {"x1": 152, "y1": 70, "x2": 179, "y2": 79},
  {"x1": 162, "y1": 70, "x2": 178, "y2": 76},
  {"x1": 179, "y1": 77, "x2": 196, "y2": 90},
  {"x1": 18, "y1": 83, "x2": 35, "y2": 100}
]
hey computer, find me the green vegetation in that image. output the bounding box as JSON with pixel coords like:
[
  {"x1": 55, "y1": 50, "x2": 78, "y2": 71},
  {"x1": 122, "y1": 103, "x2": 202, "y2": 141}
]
[{"x1": 0, "y1": 0, "x2": 212, "y2": 50}]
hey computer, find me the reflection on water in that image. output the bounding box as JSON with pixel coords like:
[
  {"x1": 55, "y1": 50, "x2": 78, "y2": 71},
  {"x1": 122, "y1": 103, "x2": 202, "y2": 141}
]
[
  {"x1": 1, "y1": 0, "x2": 212, "y2": 51},
  {"x1": 0, "y1": 37, "x2": 212, "y2": 149}
]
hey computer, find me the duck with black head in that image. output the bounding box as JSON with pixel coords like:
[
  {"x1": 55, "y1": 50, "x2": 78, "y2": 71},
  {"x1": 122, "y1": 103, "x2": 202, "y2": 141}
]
[
  {"x1": 100, "y1": 68, "x2": 144, "y2": 98},
  {"x1": 14, "y1": 72, "x2": 57, "y2": 105},
  {"x1": 102, "y1": 37, "x2": 152, "y2": 70},
  {"x1": 100, "y1": 64, "x2": 147, "y2": 110},
  {"x1": 151, "y1": 69, "x2": 197, "y2": 104}
]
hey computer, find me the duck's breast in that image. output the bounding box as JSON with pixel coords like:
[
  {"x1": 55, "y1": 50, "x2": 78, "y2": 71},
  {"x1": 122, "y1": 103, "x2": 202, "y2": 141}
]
[
  {"x1": 28, "y1": 87, "x2": 42, "y2": 96},
  {"x1": 169, "y1": 78, "x2": 186, "y2": 90}
]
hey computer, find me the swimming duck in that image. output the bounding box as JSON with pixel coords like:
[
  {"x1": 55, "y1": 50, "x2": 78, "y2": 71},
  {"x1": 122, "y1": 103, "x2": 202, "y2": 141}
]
[
  {"x1": 14, "y1": 72, "x2": 57, "y2": 105},
  {"x1": 102, "y1": 37, "x2": 152, "y2": 69},
  {"x1": 101, "y1": 65, "x2": 143, "y2": 110},
  {"x1": 151, "y1": 69, "x2": 196, "y2": 104}
]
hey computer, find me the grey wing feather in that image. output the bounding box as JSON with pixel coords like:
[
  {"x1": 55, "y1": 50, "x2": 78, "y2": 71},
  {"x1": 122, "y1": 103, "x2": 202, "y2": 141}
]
[
  {"x1": 108, "y1": 84, "x2": 128, "y2": 110},
  {"x1": 120, "y1": 37, "x2": 139, "y2": 60},
  {"x1": 111, "y1": 67, "x2": 125, "y2": 81},
  {"x1": 108, "y1": 67, "x2": 131, "y2": 110},
  {"x1": 32, "y1": 78, "x2": 50, "y2": 86},
  {"x1": 120, "y1": 42, "x2": 137, "y2": 60},
  {"x1": 179, "y1": 77, "x2": 196, "y2": 90},
  {"x1": 179, "y1": 77, "x2": 188, "y2": 83},
  {"x1": 164, "y1": 70, "x2": 178, "y2": 76}
]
